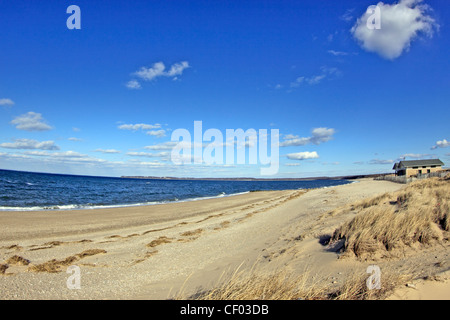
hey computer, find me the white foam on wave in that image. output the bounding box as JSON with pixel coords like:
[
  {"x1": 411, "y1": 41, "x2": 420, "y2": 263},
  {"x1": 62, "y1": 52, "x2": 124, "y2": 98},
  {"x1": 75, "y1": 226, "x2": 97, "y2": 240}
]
[{"x1": 0, "y1": 191, "x2": 251, "y2": 212}]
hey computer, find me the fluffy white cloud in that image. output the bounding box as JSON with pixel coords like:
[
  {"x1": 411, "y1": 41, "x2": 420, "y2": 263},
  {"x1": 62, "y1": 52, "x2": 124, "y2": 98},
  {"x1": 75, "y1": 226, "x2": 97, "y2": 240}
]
[
  {"x1": 0, "y1": 139, "x2": 59, "y2": 150},
  {"x1": 125, "y1": 80, "x2": 142, "y2": 90},
  {"x1": 10, "y1": 112, "x2": 52, "y2": 131},
  {"x1": 0, "y1": 98, "x2": 14, "y2": 106},
  {"x1": 286, "y1": 151, "x2": 319, "y2": 160},
  {"x1": 351, "y1": 0, "x2": 438, "y2": 60},
  {"x1": 133, "y1": 61, "x2": 190, "y2": 81},
  {"x1": 280, "y1": 128, "x2": 335, "y2": 147},
  {"x1": 68, "y1": 137, "x2": 82, "y2": 142},
  {"x1": 431, "y1": 139, "x2": 450, "y2": 149},
  {"x1": 166, "y1": 61, "x2": 190, "y2": 77}
]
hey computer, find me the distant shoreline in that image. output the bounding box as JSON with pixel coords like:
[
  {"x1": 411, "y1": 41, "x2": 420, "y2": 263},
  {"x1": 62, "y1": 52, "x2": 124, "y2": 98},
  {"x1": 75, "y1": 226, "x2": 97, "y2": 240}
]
[
  {"x1": 0, "y1": 168, "x2": 388, "y2": 182},
  {"x1": 119, "y1": 173, "x2": 387, "y2": 181}
]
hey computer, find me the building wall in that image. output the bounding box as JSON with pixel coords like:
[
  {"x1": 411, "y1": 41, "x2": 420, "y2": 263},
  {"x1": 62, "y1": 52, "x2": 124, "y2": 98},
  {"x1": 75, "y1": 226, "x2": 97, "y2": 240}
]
[{"x1": 405, "y1": 166, "x2": 442, "y2": 177}]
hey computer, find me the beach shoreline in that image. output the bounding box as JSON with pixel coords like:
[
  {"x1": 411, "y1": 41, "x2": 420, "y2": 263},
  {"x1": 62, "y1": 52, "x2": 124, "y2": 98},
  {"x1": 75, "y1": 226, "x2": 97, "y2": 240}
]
[{"x1": 1, "y1": 178, "x2": 448, "y2": 300}]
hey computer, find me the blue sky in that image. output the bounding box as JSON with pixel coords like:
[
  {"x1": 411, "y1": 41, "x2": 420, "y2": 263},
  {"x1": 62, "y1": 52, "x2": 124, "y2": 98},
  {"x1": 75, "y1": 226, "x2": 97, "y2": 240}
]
[{"x1": 0, "y1": 0, "x2": 449, "y2": 178}]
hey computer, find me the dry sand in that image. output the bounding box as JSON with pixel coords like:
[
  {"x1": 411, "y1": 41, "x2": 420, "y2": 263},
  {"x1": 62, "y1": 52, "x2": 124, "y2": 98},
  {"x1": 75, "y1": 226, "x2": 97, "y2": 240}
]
[{"x1": 0, "y1": 178, "x2": 448, "y2": 300}]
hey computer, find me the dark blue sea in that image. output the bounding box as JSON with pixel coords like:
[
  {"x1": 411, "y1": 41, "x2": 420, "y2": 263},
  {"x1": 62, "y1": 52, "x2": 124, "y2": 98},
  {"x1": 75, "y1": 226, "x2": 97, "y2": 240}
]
[{"x1": 0, "y1": 169, "x2": 353, "y2": 211}]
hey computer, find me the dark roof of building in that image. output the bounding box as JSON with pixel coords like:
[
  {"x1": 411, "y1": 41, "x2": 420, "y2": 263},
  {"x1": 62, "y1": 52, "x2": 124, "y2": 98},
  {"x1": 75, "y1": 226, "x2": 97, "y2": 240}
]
[{"x1": 393, "y1": 159, "x2": 444, "y2": 170}]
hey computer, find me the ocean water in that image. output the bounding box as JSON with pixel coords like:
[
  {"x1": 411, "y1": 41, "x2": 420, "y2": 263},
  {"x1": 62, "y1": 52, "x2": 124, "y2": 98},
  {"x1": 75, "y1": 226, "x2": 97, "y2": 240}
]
[{"x1": 0, "y1": 169, "x2": 353, "y2": 211}]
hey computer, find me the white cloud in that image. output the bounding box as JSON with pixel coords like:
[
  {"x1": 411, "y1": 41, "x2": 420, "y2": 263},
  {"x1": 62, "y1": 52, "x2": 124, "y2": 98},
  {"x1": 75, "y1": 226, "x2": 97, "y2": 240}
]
[
  {"x1": 369, "y1": 159, "x2": 395, "y2": 165},
  {"x1": 290, "y1": 67, "x2": 341, "y2": 87},
  {"x1": 166, "y1": 61, "x2": 190, "y2": 77},
  {"x1": 94, "y1": 149, "x2": 121, "y2": 154},
  {"x1": 21, "y1": 150, "x2": 108, "y2": 164},
  {"x1": 144, "y1": 141, "x2": 178, "y2": 151},
  {"x1": 286, "y1": 151, "x2": 319, "y2": 160},
  {"x1": 328, "y1": 50, "x2": 349, "y2": 56},
  {"x1": 0, "y1": 98, "x2": 14, "y2": 106},
  {"x1": 351, "y1": 0, "x2": 438, "y2": 60},
  {"x1": 10, "y1": 112, "x2": 52, "y2": 131},
  {"x1": 431, "y1": 139, "x2": 450, "y2": 149},
  {"x1": 118, "y1": 123, "x2": 161, "y2": 131},
  {"x1": 322, "y1": 162, "x2": 340, "y2": 165},
  {"x1": 280, "y1": 128, "x2": 335, "y2": 147},
  {"x1": 68, "y1": 137, "x2": 82, "y2": 142},
  {"x1": 400, "y1": 153, "x2": 432, "y2": 159},
  {"x1": 133, "y1": 61, "x2": 190, "y2": 82},
  {"x1": 146, "y1": 129, "x2": 166, "y2": 138},
  {"x1": 0, "y1": 138, "x2": 59, "y2": 150},
  {"x1": 126, "y1": 151, "x2": 170, "y2": 159},
  {"x1": 125, "y1": 80, "x2": 142, "y2": 90},
  {"x1": 23, "y1": 150, "x2": 86, "y2": 158},
  {"x1": 341, "y1": 9, "x2": 355, "y2": 22}
]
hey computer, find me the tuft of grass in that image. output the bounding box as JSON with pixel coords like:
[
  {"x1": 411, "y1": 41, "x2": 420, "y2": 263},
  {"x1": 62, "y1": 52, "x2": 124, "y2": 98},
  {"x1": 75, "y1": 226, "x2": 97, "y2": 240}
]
[
  {"x1": 180, "y1": 229, "x2": 203, "y2": 237},
  {"x1": 147, "y1": 236, "x2": 173, "y2": 248},
  {"x1": 330, "y1": 177, "x2": 449, "y2": 259},
  {"x1": 76, "y1": 249, "x2": 107, "y2": 258},
  {"x1": 6, "y1": 255, "x2": 30, "y2": 266},
  {"x1": 0, "y1": 264, "x2": 8, "y2": 275},
  {"x1": 28, "y1": 248, "x2": 107, "y2": 273}
]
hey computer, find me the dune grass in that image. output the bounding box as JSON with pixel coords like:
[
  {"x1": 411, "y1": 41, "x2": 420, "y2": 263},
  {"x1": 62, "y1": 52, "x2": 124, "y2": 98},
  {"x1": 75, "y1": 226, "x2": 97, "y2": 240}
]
[
  {"x1": 178, "y1": 266, "x2": 410, "y2": 300},
  {"x1": 330, "y1": 176, "x2": 449, "y2": 259}
]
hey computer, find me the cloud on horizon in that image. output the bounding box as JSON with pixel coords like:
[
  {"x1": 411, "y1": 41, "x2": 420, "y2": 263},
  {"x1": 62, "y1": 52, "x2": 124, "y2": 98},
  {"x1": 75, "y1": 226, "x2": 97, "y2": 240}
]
[
  {"x1": 369, "y1": 158, "x2": 395, "y2": 165},
  {"x1": 94, "y1": 149, "x2": 121, "y2": 154},
  {"x1": 0, "y1": 138, "x2": 59, "y2": 150}
]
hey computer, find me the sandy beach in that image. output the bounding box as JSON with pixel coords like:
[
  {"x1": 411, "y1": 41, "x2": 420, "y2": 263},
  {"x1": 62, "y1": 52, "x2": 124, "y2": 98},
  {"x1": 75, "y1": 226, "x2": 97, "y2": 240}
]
[{"x1": 1, "y1": 178, "x2": 449, "y2": 300}]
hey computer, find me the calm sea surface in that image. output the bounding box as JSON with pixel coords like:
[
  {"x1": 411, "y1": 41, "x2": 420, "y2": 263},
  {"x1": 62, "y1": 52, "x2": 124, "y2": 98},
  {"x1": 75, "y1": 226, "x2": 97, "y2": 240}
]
[{"x1": 0, "y1": 169, "x2": 353, "y2": 211}]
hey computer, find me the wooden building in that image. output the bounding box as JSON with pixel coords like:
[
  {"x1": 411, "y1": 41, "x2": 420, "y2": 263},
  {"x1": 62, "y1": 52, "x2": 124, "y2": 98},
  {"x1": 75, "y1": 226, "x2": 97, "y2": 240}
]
[{"x1": 393, "y1": 159, "x2": 444, "y2": 177}]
